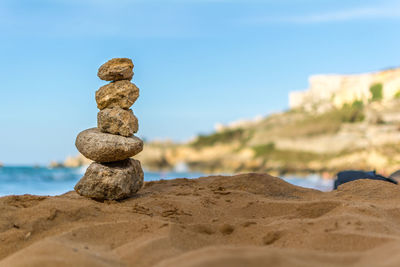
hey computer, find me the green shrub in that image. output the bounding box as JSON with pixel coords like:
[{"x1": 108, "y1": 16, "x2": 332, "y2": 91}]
[
  {"x1": 395, "y1": 90, "x2": 400, "y2": 99},
  {"x1": 340, "y1": 105, "x2": 365, "y2": 123},
  {"x1": 370, "y1": 83, "x2": 383, "y2": 101},
  {"x1": 351, "y1": 100, "x2": 364, "y2": 109},
  {"x1": 252, "y1": 145, "x2": 326, "y2": 164},
  {"x1": 252, "y1": 143, "x2": 275, "y2": 157},
  {"x1": 268, "y1": 105, "x2": 365, "y2": 139},
  {"x1": 191, "y1": 128, "x2": 244, "y2": 147}
]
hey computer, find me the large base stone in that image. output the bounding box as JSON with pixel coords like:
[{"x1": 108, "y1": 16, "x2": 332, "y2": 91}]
[
  {"x1": 74, "y1": 159, "x2": 144, "y2": 200},
  {"x1": 75, "y1": 128, "x2": 143, "y2": 162},
  {"x1": 98, "y1": 108, "x2": 138, "y2": 137}
]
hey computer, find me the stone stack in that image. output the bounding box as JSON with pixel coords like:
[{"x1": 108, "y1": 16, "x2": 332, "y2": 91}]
[{"x1": 74, "y1": 58, "x2": 144, "y2": 201}]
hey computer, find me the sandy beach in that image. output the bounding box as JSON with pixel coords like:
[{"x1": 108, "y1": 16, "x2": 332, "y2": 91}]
[{"x1": 1, "y1": 173, "x2": 400, "y2": 266}]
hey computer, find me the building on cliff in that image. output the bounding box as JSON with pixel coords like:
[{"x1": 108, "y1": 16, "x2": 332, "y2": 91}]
[{"x1": 289, "y1": 68, "x2": 400, "y2": 112}]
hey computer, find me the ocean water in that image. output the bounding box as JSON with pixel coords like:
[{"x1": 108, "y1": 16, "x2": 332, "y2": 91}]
[{"x1": 0, "y1": 166, "x2": 333, "y2": 197}]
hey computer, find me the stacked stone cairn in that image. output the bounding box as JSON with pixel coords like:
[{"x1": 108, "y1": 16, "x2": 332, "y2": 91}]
[{"x1": 74, "y1": 58, "x2": 144, "y2": 201}]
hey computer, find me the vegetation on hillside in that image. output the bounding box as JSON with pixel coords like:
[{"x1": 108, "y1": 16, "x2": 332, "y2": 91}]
[
  {"x1": 370, "y1": 83, "x2": 383, "y2": 101},
  {"x1": 252, "y1": 142, "x2": 333, "y2": 163},
  {"x1": 255, "y1": 103, "x2": 364, "y2": 139},
  {"x1": 191, "y1": 128, "x2": 245, "y2": 147},
  {"x1": 340, "y1": 100, "x2": 365, "y2": 123},
  {"x1": 191, "y1": 101, "x2": 365, "y2": 149}
]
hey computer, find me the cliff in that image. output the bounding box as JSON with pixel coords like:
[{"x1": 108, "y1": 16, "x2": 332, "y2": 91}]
[{"x1": 290, "y1": 68, "x2": 400, "y2": 112}]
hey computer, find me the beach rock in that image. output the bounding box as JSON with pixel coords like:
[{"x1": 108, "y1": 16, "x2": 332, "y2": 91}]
[
  {"x1": 97, "y1": 108, "x2": 138, "y2": 137},
  {"x1": 75, "y1": 128, "x2": 143, "y2": 162},
  {"x1": 74, "y1": 159, "x2": 143, "y2": 200},
  {"x1": 97, "y1": 58, "x2": 134, "y2": 81},
  {"x1": 95, "y1": 80, "x2": 139, "y2": 110}
]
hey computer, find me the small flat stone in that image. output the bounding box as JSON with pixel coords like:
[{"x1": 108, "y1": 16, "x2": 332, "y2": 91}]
[
  {"x1": 95, "y1": 80, "x2": 139, "y2": 110},
  {"x1": 97, "y1": 58, "x2": 134, "y2": 81},
  {"x1": 98, "y1": 108, "x2": 138, "y2": 137},
  {"x1": 74, "y1": 159, "x2": 144, "y2": 200},
  {"x1": 75, "y1": 128, "x2": 143, "y2": 162}
]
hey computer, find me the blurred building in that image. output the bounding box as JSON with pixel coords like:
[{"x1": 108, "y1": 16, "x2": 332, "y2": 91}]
[{"x1": 290, "y1": 68, "x2": 400, "y2": 112}]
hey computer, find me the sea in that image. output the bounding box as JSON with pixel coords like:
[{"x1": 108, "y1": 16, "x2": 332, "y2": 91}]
[{"x1": 0, "y1": 166, "x2": 334, "y2": 197}]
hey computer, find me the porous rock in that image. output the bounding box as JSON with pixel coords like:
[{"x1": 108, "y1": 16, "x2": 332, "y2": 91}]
[
  {"x1": 97, "y1": 58, "x2": 134, "y2": 81},
  {"x1": 75, "y1": 128, "x2": 143, "y2": 162},
  {"x1": 74, "y1": 159, "x2": 144, "y2": 200},
  {"x1": 95, "y1": 80, "x2": 139, "y2": 110},
  {"x1": 98, "y1": 108, "x2": 138, "y2": 137}
]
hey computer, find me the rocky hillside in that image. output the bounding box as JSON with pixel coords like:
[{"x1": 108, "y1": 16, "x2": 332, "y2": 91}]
[
  {"x1": 136, "y1": 100, "x2": 400, "y2": 176},
  {"x1": 66, "y1": 68, "x2": 400, "y2": 177}
]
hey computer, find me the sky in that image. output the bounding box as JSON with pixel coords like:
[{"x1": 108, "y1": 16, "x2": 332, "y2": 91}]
[{"x1": 0, "y1": 0, "x2": 400, "y2": 165}]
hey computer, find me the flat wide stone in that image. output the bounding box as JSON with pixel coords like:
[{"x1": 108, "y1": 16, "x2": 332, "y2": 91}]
[
  {"x1": 95, "y1": 80, "x2": 139, "y2": 110},
  {"x1": 75, "y1": 128, "x2": 143, "y2": 162},
  {"x1": 97, "y1": 108, "x2": 138, "y2": 137},
  {"x1": 74, "y1": 159, "x2": 144, "y2": 200},
  {"x1": 97, "y1": 58, "x2": 134, "y2": 81}
]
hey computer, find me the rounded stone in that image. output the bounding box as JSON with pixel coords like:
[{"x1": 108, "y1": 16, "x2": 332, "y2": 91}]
[
  {"x1": 95, "y1": 80, "x2": 139, "y2": 110},
  {"x1": 97, "y1": 58, "x2": 134, "y2": 81},
  {"x1": 75, "y1": 128, "x2": 143, "y2": 162},
  {"x1": 97, "y1": 108, "x2": 138, "y2": 137},
  {"x1": 74, "y1": 159, "x2": 144, "y2": 200}
]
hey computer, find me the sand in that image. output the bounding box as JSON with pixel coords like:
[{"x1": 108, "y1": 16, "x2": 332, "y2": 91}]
[{"x1": 2, "y1": 173, "x2": 400, "y2": 266}]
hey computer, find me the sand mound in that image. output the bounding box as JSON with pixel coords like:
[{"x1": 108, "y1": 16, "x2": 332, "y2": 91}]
[{"x1": 1, "y1": 173, "x2": 400, "y2": 266}]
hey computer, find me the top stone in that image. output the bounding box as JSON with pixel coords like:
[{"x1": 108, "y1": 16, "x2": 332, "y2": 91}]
[{"x1": 97, "y1": 58, "x2": 134, "y2": 81}]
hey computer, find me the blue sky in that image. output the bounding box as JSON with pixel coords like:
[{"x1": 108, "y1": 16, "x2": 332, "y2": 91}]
[{"x1": 0, "y1": 0, "x2": 400, "y2": 165}]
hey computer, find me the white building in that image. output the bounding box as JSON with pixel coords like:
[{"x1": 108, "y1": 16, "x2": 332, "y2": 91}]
[{"x1": 289, "y1": 68, "x2": 400, "y2": 112}]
